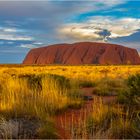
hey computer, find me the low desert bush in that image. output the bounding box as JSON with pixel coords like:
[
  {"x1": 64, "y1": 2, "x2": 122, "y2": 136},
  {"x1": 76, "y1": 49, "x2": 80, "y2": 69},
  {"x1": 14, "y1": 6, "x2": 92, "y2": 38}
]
[
  {"x1": 118, "y1": 74, "x2": 140, "y2": 105},
  {"x1": 127, "y1": 73, "x2": 140, "y2": 95},
  {"x1": 0, "y1": 116, "x2": 41, "y2": 139},
  {"x1": 0, "y1": 116, "x2": 59, "y2": 139}
]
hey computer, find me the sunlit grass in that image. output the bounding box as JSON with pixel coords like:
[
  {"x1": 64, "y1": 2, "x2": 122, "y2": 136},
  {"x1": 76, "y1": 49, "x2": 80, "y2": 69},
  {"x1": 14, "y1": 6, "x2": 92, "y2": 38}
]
[
  {"x1": 0, "y1": 65, "x2": 139, "y2": 139},
  {"x1": 0, "y1": 75, "x2": 81, "y2": 120}
]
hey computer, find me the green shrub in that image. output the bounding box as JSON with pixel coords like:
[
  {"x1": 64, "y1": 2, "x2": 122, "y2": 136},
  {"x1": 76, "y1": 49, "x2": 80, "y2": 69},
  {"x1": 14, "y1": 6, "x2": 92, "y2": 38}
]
[
  {"x1": 118, "y1": 74, "x2": 140, "y2": 105},
  {"x1": 117, "y1": 89, "x2": 129, "y2": 104},
  {"x1": 127, "y1": 73, "x2": 140, "y2": 96}
]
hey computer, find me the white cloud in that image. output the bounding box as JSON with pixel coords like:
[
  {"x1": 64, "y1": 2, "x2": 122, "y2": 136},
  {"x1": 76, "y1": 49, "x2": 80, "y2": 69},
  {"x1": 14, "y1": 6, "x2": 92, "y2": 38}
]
[
  {"x1": 0, "y1": 34, "x2": 33, "y2": 41},
  {"x1": 70, "y1": 0, "x2": 127, "y2": 14},
  {"x1": 19, "y1": 42, "x2": 43, "y2": 49},
  {"x1": 59, "y1": 16, "x2": 140, "y2": 42},
  {"x1": 95, "y1": 0, "x2": 126, "y2": 7},
  {"x1": 33, "y1": 42, "x2": 43, "y2": 45},
  {"x1": 20, "y1": 44, "x2": 37, "y2": 48},
  {"x1": 3, "y1": 28, "x2": 17, "y2": 32},
  {"x1": 0, "y1": 27, "x2": 24, "y2": 33},
  {"x1": 7, "y1": 41, "x2": 14, "y2": 44},
  {"x1": 0, "y1": 26, "x2": 33, "y2": 41},
  {"x1": 0, "y1": 50, "x2": 24, "y2": 53}
]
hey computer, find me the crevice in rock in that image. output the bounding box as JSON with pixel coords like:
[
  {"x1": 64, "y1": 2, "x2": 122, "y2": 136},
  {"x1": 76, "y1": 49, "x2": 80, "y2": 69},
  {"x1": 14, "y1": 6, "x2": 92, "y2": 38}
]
[
  {"x1": 81, "y1": 47, "x2": 90, "y2": 63},
  {"x1": 119, "y1": 49, "x2": 125, "y2": 63},
  {"x1": 63, "y1": 47, "x2": 75, "y2": 64}
]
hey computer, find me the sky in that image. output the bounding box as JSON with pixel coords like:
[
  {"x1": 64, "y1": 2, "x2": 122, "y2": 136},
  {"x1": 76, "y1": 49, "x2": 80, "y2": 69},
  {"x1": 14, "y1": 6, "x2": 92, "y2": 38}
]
[{"x1": 0, "y1": 0, "x2": 140, "y2": 63}]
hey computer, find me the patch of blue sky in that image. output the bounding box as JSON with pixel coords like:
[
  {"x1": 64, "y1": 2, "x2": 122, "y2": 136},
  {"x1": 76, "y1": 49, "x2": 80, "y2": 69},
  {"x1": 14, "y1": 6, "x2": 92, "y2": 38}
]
[{"x1": 70, "y1": 1, "x2": 140, "y2": 23}]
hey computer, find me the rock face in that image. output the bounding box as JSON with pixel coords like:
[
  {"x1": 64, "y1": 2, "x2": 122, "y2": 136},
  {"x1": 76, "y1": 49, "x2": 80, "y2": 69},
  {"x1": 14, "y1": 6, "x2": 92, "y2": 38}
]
[{"x1": 23, "y1": 42, "x2": 140, "y2": 65}]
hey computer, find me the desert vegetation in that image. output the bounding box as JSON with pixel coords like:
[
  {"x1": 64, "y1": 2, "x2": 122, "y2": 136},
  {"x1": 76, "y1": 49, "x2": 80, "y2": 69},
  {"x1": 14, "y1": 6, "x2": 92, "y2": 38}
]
[{"x1": 0, "y1": 65, "x2": 139, "y2": 139}]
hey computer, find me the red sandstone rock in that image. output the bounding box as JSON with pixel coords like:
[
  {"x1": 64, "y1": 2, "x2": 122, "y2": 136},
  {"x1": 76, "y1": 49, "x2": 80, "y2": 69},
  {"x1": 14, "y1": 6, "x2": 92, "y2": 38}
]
[{"x1": 23, "y1": 42, "x2": 140, "y2": 65}]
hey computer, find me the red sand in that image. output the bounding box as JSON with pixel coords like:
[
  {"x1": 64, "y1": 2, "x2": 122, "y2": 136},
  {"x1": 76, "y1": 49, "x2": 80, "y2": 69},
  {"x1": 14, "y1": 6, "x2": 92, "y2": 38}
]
[{"x1": 54, "y1": 88, "x2": 116, "y2": 139}]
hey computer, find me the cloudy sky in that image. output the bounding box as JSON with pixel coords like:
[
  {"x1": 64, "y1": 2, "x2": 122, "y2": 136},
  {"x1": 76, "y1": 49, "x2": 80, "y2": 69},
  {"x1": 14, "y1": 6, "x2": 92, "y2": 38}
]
[{"x1": 0, "y1": 0, "x2": 140, "y2": 63}]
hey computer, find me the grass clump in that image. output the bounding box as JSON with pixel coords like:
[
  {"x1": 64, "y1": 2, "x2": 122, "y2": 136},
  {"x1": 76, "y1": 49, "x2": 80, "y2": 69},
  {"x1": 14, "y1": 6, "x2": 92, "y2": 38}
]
[
  {"x1": 37, "y1": 121, "x2": 58, "y2": 139},
  {"x1": 0, "y1": 65, "x2": 139, "y2": 139},
  {"x1": 0, "y1": 73, "x2": 82, "y2": 118},
  {"x1": 18, "y1": 74, "x2": 43, "y2": 92},
  {"x1": 0, "y1": 74, "x2": 82, "y2": 139},
  {"x1": 93, "y1": 78, "x2": 124, "y2": 96},
  {"x1": 18, "y1": 73, "x2": 70, "y2": 92},
  {"x1": 86, "y1": 98, "x2": 117, "y2": 135},
  {"x1": 78, "y1": 80, "x2": 96, "y2": 88},
  {"x1": 108, "y1": 109, "x2": 140, "y2": 139},
  {"x1": 85, "y1": 99, "x2": 140, "y2": 139}
]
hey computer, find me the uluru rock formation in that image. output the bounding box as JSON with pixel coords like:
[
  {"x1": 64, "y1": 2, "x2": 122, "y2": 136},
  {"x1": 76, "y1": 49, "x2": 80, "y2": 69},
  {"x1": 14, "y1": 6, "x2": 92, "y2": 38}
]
[{"x1": 23, "y1": 42, "x2": 140, "y2": 65}]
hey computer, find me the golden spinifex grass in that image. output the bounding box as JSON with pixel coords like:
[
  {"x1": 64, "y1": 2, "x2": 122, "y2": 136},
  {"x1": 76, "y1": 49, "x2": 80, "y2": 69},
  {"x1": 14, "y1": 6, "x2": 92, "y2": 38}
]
[
  {"x1": 0, "y1": 65, "x2": 139, "y2": 139},
  {"x1": 0, "y1": 75, "x2": 81, "y2": 120},
  {"x1": 65, "y1": 97, "x2": 139, "y2": 139}
]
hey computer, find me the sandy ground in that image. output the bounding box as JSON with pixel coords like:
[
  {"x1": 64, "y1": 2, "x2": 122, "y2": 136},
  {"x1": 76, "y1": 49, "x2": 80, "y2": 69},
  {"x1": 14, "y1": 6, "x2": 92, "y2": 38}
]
[{"x1": 55, "y1": 87, "x2": 116, "y2": 139}]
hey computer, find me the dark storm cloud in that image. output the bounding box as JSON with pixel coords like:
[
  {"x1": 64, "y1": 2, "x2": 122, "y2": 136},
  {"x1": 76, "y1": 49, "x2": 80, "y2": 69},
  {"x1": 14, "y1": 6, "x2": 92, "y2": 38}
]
[{"x1": 96, "y1": 29, "x2": 111, "y2": 41}]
